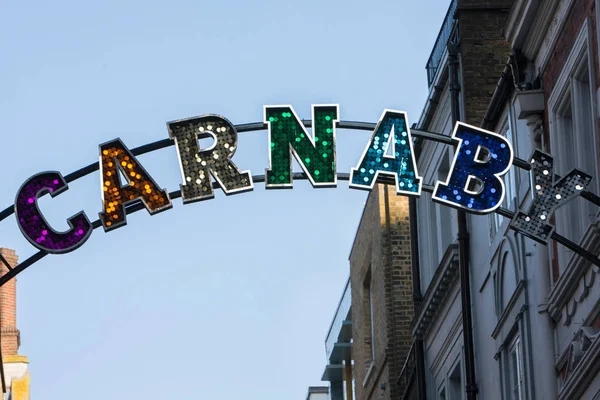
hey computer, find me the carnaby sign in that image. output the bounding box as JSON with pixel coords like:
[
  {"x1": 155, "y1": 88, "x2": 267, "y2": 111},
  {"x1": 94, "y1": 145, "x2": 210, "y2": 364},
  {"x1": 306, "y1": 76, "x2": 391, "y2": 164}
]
[{"x1": 5, "y1": 105, "x2": 594, "y2": 257}]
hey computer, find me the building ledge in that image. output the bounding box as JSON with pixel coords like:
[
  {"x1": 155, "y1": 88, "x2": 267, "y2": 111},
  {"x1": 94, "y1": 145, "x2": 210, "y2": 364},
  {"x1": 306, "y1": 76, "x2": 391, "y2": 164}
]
[
  {"x1": 492, "y1": 280, "x2": 527, "y2": 339},
  {"x1": 321, "y1": 364, "x2": 344, "y2": 382},
  {"x1": 548, "y1": 221, "x2": 600, "y2": 323},
  {"x1": 2, "y1": 356, "x2": 28, "y2": 364},
  {"x1": 412, "y1": 244, "x2": 459, "y2": 339},
  {"x1": 557, "y1": 326, "x2": 600, "y2": 400},
  {"x1": 329, "y1": 343, "x2": 352, "y2": 364}
]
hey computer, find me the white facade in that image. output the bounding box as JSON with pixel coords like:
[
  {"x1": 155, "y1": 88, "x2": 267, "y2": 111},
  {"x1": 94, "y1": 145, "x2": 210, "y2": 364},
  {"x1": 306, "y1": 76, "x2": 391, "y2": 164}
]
[{"x1": 413, "y1": 1, "x2": 600, "y2": 399}]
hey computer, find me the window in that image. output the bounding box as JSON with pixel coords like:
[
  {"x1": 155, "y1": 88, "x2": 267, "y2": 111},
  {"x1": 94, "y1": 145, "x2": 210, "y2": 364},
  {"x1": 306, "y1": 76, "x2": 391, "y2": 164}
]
[
  {"x1": 508, "y1": 336, "x2": 524, "y2": 400},
  {"x1": 554, "y1": 63, "x2": 596, "y2": 246},
  {"x1": 491, "y1": 118, "x2": 517, "y2": 237},
  {"x1": 549, "y1": 21, "x2": 598, "y2": 270},
  {"x1": 418, "y1": 150, "x2": 455, "y2": 294},
  {"x1": 363, "y1": 269, "x2": 375, "y2": 368},
  {"x1": 448, "y1": 362, "x2": 463, "y2": 400}
]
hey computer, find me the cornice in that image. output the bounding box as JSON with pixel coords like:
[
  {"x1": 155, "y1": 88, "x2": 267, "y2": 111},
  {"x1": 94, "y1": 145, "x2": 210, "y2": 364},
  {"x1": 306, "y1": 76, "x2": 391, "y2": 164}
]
[
  {"x1": 412, "y1": 244, "x2": 459, "y2": 339},
  {"x1": 2, "y1": 355, "x2": 28, "y2": 364},
  {"x1": 520, "y1": 0, "x2": 561, "y2": 60},
  {"x1": 533, "y1": 0, "x2": 576, "y2": 71},
  {"x1": 504, "y1": 0, "x2": 531, "y2": 46},
  {"x1": 557, "y1": 328, "x2": 600, "y2": 400},
  {"x1": 548, "y1": 222, "x2": 600, "y2": 322}
]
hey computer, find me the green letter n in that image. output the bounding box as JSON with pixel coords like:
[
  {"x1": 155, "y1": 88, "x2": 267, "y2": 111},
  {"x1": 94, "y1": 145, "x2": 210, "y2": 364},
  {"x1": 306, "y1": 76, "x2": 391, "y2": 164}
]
[{"x1": 265, "y1": 105, "x2": 339, "y2": 188}]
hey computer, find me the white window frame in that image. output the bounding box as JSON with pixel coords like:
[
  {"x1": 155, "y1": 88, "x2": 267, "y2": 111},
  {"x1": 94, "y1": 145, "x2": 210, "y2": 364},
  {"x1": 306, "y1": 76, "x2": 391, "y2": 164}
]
[
  {"x1": 508, "y1": 335, "x2": 524, "y2": 400},
  {"x1": 548, "y1": 18, "x2": 600, "y2": 270}
]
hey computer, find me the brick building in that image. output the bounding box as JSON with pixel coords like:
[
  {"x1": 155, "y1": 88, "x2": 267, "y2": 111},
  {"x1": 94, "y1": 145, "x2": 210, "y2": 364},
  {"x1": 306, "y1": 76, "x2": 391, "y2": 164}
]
[
  {"x1": 0, "y1": 248, "x2": 30, "y2": 400},
  {"x1": 318, "y1": 0, "x2": 600, "y2": 399},
  {"x1": 320, "y1": 185, "x2": 415, "y2": 400},
  {"x1": 316, "y1": 1, "x2": 600, "y2": 399}
]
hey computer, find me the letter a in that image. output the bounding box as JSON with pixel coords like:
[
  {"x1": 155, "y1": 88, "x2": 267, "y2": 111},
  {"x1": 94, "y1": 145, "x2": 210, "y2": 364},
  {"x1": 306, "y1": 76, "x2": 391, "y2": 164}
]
[
  {"x1": 99, "y1": 139, "x2": 172, "y2": 232},
  {"x1": 350, "y1": 110, "x2": 421, "y2": 195}
]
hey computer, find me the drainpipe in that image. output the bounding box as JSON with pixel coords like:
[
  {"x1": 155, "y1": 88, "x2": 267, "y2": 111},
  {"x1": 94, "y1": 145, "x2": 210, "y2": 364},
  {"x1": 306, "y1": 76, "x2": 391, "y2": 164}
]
[
  {"x1": 409, "y1": 195, "x2": 427, "y2": 400},
  {"x1": 448, "y1": 43, "x2": 478, "y2": 400}
]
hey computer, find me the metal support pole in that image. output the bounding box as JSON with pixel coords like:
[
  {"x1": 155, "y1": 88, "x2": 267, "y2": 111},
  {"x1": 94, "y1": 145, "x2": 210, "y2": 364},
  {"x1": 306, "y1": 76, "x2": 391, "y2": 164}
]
[
  {"x1": 344, "y1": 361, "x2": 353, "y2": 400},
  {"x1": 409, "y1": 196, "x2": 428, "y2": 400},
  {"x1": 448, "y1": 43, "x2": 478, "y2": 400}
]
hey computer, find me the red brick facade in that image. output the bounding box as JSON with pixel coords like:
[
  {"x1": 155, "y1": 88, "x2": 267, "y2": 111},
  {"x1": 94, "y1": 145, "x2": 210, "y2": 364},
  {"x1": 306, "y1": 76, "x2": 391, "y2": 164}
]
[
  {"x1": 543, "y1": 0, "x2": 599, "y2": 99},
  {"x1": 0, "y1": 248, "x2": 20, "y2": 356}
]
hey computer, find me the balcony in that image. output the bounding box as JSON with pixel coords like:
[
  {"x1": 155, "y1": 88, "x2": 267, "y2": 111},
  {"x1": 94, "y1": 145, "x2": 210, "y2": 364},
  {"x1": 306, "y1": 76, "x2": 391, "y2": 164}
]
[
  {"x1": 426, "y1": 0, "x2": 458, "y2": 86},
  {"x1": 322, "y1": 278, "x2": 352, "y2": 384},
  {"x1": 325, "y1": 277, "x2": 352, "y2": 362}
]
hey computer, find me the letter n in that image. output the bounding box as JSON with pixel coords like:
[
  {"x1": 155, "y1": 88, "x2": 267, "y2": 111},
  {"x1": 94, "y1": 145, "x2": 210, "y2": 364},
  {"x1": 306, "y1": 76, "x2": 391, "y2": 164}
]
[{"x1": 265, "y1": 105, "x2": 339, "y2": 188}]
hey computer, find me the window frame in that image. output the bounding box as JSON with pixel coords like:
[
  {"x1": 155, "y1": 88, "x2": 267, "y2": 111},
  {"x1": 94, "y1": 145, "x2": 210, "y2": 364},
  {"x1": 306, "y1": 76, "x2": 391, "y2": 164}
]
[
  {"x1": 508, "y1": 335, "x2": 524, "y2": 400},
  {"x1": 548, "y1": 17, "x2": 600, "y2": 271}
]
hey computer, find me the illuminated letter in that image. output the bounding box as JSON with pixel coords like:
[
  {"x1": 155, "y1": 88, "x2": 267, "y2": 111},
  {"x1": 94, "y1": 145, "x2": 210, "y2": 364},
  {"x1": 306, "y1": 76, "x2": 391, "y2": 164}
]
[
  {"x1": 15, "y1": 171, "x2": 92, "y2": 253},
  {"x1": 350, "y1": 110, "x2": 421, "y2": 195},
  {"x1": 511, "y1": 150, "x2": 592, "y2": 243},
  {"x1": 433, "y1": 122, "x2": 513, "y2": 213},
  {"x1": 99, "y1": 139, "x2": 172, "y2": 232},
  {"x1": 168, "y1": 115, "x2": 253, "y2": 203},
  {"x1": 265, "y1": 105, "x2": 338, "y2": 188}
]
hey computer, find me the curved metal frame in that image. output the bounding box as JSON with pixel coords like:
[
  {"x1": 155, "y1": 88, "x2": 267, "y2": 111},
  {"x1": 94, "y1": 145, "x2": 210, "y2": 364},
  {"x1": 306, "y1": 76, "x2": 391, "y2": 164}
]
[{"x1": 1, "y1": 120, "x2": 599, "y2": 288}]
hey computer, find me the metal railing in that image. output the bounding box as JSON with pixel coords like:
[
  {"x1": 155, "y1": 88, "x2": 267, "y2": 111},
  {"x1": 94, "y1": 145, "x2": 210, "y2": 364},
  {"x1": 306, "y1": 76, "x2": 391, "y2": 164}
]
[
  {"x1": 426, "y1": 0, "x2": 458, "y2": 86},
  {"x1": 325, "y1": 277, "x2": 351, "y2": 360},
  {"x1": 398, "y1": 341, "x2": 416, "y2": 399}
]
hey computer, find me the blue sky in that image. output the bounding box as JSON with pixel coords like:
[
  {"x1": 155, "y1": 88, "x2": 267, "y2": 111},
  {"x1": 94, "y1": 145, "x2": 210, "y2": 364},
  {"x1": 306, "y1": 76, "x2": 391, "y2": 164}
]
[{"x1": 0, "y1": 1, "x2": 450, "y2": 398}]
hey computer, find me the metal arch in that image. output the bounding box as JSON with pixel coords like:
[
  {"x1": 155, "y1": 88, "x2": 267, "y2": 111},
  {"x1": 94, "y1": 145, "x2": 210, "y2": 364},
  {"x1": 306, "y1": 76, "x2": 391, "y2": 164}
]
[
  {"x1": 1, "y1": 121, "x2": 600, "y2": 222},
  {"x1": 0, "y1": 121, "x2": 599, "y2": 287}
]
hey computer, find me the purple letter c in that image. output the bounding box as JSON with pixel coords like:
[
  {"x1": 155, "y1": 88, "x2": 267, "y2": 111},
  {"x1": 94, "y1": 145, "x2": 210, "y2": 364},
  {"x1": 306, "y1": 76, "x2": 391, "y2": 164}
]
[{"x1": 15, "y1": 171, "x2": 92, "y2": 254}]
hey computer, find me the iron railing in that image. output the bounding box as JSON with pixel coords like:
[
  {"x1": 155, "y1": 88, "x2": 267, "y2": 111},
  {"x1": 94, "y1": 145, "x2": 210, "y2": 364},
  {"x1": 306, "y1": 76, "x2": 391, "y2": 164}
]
[
  {"x1": 426, "y1": 0, "x2": 458, "y2": 86},
  {"x1": 398, "y1": 341, "x2": 417, "y2": 399}
]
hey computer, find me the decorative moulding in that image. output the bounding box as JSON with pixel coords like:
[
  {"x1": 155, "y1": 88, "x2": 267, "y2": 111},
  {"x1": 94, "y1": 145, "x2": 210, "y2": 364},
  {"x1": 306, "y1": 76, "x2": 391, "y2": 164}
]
[
  {"x1": 548, "y1": 222, "x2": 600, "y2": 323},
  {"x1": 412, "y1": 244, "x2": 459, "y2": 339}
]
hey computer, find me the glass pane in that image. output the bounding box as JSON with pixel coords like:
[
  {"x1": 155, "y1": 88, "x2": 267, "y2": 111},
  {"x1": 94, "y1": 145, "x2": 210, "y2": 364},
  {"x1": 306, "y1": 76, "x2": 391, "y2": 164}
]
[{"x1": 509, "y1": 339, "x2": 523, "y2": 400}]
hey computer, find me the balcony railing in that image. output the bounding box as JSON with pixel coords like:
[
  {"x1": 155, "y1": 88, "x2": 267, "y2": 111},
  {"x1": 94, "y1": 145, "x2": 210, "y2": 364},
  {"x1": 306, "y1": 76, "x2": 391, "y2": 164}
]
[
  {"x1": 398, "y1": 341, "x2": 417, "y2": 399},
  {"x1": 325, "y1": 277, "x2": 351, "y2": 360},
  {"x1": 426, "y1": 0, "x2": 458, "y2": 86}
]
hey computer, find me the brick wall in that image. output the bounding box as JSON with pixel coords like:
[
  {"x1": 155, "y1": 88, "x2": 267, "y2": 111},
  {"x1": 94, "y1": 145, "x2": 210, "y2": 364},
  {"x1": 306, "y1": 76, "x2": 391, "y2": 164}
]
[
  {"x1": 0, "y1": 249, "x2": 20, "y2": 356},
  {"x1": 543, "y1": 0, "x2": 599, "y2": 98},
  {"x1": 350, "y1": 185, "x2": 414, "y2": 400},
  {"x1": 543, "y1": 0, "x2": 599, "y2": 148},
  {"x1": 458, "y1": 1, "x2": 513, "y2": 126}
]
